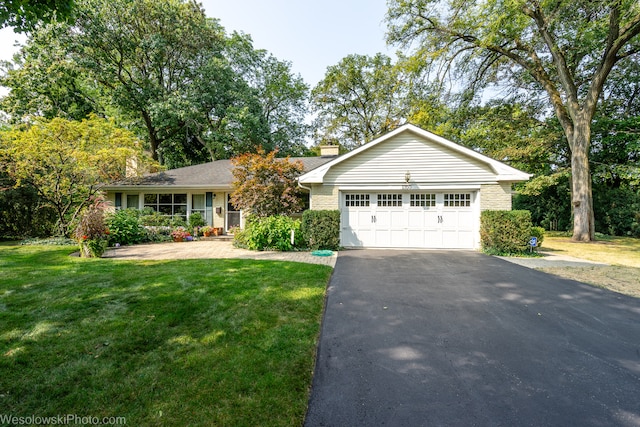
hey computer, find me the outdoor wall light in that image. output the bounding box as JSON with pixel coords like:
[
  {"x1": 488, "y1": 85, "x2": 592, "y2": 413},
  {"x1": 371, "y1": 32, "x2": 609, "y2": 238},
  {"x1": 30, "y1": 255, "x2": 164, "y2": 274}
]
[{"x1": 404, "y1": 171, "x2": 411, "y2": 183}]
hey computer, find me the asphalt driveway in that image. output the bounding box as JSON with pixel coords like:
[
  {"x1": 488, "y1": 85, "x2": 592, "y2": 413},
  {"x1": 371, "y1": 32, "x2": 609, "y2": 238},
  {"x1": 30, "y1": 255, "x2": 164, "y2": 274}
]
[{"x1": 305, "y1": 250, "x2": 640, "y2": 427}]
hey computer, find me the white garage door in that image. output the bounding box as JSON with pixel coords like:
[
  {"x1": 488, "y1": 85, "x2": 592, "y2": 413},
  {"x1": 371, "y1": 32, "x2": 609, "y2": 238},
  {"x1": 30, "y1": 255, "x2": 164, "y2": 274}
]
[{"x1": 341, "y1": 192, "x2": 476, "y2": 249}]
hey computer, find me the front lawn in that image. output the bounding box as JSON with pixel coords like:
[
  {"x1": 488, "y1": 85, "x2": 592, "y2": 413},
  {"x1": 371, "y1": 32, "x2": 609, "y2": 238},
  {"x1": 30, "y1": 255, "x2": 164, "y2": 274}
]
[
  {"x1": 539, "y1": 234, "x2": 640, "y2": 298},
  {"x1": 0, "y1": 244, "x2": 332, "y2": 426}
]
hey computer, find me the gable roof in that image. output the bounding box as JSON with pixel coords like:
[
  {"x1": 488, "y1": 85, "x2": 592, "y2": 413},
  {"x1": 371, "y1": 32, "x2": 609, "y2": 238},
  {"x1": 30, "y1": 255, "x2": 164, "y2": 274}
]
[
  {"x1": 104, "y1": 156, "x2": 335, "y2": 190},
  {"x1": 298, "y1": 124, "x2": 531, "y2": 184}
]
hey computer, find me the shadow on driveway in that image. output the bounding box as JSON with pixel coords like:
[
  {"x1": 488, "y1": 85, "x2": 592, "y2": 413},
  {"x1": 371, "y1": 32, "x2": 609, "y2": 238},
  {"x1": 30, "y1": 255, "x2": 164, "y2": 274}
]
[{"x1": 305, "y1": 250, "x2": 640, "y2": 427}]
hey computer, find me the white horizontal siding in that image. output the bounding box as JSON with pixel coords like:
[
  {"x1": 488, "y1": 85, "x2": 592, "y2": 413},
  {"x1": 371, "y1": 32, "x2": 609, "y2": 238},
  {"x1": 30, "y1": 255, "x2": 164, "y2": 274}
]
[{"x1": 324, "y1": 133, "x2": 496, "y2": 184}]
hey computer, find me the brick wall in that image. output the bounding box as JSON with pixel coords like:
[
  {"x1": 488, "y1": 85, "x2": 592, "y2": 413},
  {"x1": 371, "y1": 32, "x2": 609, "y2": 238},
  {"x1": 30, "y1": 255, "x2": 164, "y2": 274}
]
[
  {"x1": 480, "y1": 183, "x2": 513, "y2": 211},
  {"x1": 310, "y1": 185, "x2": 339, "y2": 210}
]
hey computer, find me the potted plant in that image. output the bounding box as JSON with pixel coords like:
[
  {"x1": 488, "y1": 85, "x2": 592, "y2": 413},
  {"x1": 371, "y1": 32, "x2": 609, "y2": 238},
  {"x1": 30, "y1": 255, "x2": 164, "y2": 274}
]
[
  {"x1": 171, "y1": 227, "x2": 191, "y2": 242},
  {"x1": 200, "y1": 226, "x2": 213, "y2": 237},
  {"x1": 213, "y1": 227, "x2": 224, "y2": 236}
]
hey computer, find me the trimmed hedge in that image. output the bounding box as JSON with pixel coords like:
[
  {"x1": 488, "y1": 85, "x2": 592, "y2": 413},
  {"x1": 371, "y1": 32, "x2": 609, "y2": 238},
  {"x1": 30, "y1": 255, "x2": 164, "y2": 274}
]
[
  {"x1": 480, "y1": 210, "x2": 533, "y2": 254},
  {"x1": 301, "y1": 210, "x2": 340, "y2": 250}
]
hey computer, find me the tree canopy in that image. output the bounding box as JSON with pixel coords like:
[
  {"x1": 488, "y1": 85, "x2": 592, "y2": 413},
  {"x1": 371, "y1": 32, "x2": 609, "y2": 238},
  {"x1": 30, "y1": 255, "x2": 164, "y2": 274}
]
[
  {"x1": 0, "y1": 0, "x2": 74, "y2": 32},
  {"x1": 0, "y1": 115, "x2": 158, "y2": 236},
  {"x1": 311, "y1": 53, "x2": 409, "y2": 150},
  {"x1": 387, "y1": 0, "x2": 640, "y2": 241},
  {"x1": 1, "y1": 0, "x2": 311, "y2": 168}
]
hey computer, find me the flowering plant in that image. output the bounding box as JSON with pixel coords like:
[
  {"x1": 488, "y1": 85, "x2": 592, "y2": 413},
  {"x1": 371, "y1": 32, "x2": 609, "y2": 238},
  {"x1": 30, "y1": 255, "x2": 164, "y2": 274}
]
[
  {"x1": 74, "y1": 197, "x2": 109, "y2": 257},
  {"x1": 171, "y1": 227, "x2": 191, "y2": 241}
]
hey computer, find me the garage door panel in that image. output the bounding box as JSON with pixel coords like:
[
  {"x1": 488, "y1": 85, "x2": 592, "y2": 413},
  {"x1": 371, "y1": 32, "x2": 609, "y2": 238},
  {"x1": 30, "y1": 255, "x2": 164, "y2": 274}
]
[
  {"x1": 408, "y1": 210, "x2": 426, "y2": 228},
  {"x1": 407, "y1": 230, "x2": 426, "y2": 247},
  {"x1": 342, "y1": 192, "x2": 476, "y2": 249},
  {"x1": 390, "y1": 210, "x2": 408, "y2": 228}
]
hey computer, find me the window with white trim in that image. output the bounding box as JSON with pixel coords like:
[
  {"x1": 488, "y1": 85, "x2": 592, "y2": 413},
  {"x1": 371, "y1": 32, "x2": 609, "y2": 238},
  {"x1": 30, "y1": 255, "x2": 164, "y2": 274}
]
[
  {"x1": 410, "y1": 193, "x2": 436, "y2": 207},
  {"x1": 191, "y1": 194, "x2": 205, "y2": 217},
  {"x1": 144, "y1": 193, "x2": 187, "y2": 217},
  {"x1": 345, "y1": 194, "x2": 370, "y2": 207},
  {"x1": 377, "y1": 193, "x2": 403, "y2": 207},
  {"x1": 444, "y1": 193, "x2": 471, "y2": 207}
]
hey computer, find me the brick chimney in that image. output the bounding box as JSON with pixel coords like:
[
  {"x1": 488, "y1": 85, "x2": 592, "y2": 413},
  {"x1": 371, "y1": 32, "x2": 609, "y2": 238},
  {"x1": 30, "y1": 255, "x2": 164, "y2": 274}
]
[{"x1": 319, "y1": 145, "x2": 339, "y2": 157}]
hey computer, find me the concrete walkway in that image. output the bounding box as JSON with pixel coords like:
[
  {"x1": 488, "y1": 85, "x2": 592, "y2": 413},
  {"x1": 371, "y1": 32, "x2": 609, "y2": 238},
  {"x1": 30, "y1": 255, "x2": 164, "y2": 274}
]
[{"x1": 102, "y1": 240, "x2": 338, "y2": 267}]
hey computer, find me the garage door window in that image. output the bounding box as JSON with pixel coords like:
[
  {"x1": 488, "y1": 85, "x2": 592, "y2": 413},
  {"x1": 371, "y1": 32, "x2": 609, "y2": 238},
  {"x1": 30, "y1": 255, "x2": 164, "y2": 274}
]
[
  {"x1": 345, "y1": 194, "x2": 370, "y2": 207},
  {"x1": 410, "y1": 193, "x2": 436, "y2": 207},
  {"x1": 377, "y1": 193, "x2": 402, "y2": 207},
  {"x1": 444, "y1": 193, "x2": 471, "y2": 207}
]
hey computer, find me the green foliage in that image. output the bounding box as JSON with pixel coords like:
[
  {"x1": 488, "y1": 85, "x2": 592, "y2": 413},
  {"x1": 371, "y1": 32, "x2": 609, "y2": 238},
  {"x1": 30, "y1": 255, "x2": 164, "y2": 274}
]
[
  {"x1": 138, "y1": 207, "x2": 171, "y2": 227},
  {"x1": 105, "y1": 209, "x2": 146, "y2": 246},
  {"x1": 0, "y1": 0, "x2": 74, "y2": 32},
  {"x1": 188, "y1": 212, "x2": 206, "y2": 230},
  {"x1": 480, "y1": 210, "x2": 533, "y2": 255},
  {"x1": 0, "y1": 22, "x2": 101, "y2": 122},
  {"x1": 0, "y1": 115, "x2": 157, "y2": 236},
  {"x1": 170, "y1": 214, "x2": 187, "y2": 228},
  {"x1": 0, "y1": 175, "x2": 57, "y2": 238},
  {"x1": 514, "y1": 175, "x2": 573, "y2": 232},
  {"x1": 240, "y1": 216, "x2": 303, "y2": 251},
  {"x1": 301, "y1": 210, "x2": 341, "y2": 250},
  {"x1": 231, "y1": 149, "x2": 305, "y2": 217},
  {"x1": 311, "y1": 53, "x2": 409, "y2": 149},
  {"x1": 529, "y1": 227, "x2": 545, "y2": 247},
  {"x1": 20, "y1": 237, "x2": 76, "y2": 246},
  {"x1": 73, "y1": 198, "x2": 109, "y2": 257},
  {"x1": 593, "y1": 186, "x2": 640, "y2": 237}
]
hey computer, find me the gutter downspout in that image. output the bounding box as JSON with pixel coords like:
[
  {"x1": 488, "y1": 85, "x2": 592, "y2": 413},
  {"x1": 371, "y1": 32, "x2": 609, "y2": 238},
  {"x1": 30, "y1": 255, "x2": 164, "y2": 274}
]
[{"x1": 297, "y1": 179, "x2": 313, "y2": 209}]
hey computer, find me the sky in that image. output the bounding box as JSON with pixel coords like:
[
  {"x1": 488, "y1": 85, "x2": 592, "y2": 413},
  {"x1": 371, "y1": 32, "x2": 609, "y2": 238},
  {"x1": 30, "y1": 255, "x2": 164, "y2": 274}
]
[{"x1": 0, "y1": 0, "x2": 393, "y2": 90}]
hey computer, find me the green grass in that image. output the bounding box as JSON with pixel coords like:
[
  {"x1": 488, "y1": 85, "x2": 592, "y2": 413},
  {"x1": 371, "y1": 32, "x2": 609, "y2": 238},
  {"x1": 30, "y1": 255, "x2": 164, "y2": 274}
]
[{"x1": 0, "y1": 244, "x2": 332, "y2": 426}]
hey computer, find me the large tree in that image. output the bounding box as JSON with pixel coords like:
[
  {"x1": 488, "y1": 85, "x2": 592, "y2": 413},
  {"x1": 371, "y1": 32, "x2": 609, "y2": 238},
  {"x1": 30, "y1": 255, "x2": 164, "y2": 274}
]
[
  {"x1": 0, "y1": 115, "x2": 157, "y2": 236},
  {"x1": 0, "y1": 22, "x2": 101, "y2": 122},
  {"x1": 310, "y1": 53, "x2": 410, "y2": 150},
  {"x1": 387, "y1": 0, "x2": 640, "y2": 241},
  {"x1": 69, "y1": 0, "x2": 228, "y2": 164}
]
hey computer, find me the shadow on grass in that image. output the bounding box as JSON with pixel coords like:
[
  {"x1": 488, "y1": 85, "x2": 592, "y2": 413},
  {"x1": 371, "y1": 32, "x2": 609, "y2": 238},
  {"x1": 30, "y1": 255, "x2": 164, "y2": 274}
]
[{"x1": 0, "y1": 245, "x2": 332, "y2": 427}]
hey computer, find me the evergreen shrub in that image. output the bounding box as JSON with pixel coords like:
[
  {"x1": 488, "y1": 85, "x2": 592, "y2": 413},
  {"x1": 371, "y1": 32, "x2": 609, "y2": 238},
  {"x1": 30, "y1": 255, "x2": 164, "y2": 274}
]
[
  {"x1": 301, "y1": 210, "x2": 340, "y2": 250},
  {"x1": 480, "y1": 210, "x2": 533, "y2": 254}
]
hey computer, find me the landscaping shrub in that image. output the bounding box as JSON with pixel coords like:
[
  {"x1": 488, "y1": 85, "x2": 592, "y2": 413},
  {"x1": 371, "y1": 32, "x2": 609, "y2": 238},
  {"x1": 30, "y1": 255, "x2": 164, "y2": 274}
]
[
  {"x1": 139, "y1": 208, "x2": 171, "y2": 227},
  {"x1": 529, "y1": 226, "x2": 545, "y2": 247},
  {"x1": 106, "y1": 209, "x2": 146, "y2": 246},
  {"x1": 170, "y1": 214, "x2": 187, "y2": 228},
  {"x1": 301, "y1": 210, "x2": 340, "y2": 250},
  {"x1": 73, "y1": 199, "x2": 109, "y2": 257},
  {"x1": 239, "y1": 215, "x2": 303, "y2": 251},
  {"x1": 188, "y1": 212, "x2": 206, "y2": 231},
  {"x1": 144, "y1": 226, "x2": 172, "y2": 242},
  {"x1": 480, "y1": 210, "x2": 533, "y2": 255}
]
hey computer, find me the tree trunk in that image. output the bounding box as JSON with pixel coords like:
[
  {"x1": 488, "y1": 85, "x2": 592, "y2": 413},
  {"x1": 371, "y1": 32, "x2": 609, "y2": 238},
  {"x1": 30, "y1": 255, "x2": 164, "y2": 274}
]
[
  {"x1": 569, "y1": 116, "x2": 595, "y2": 242},
  {"x1": 141, "y1": 110, "x2": 159, "y2": 161}
]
